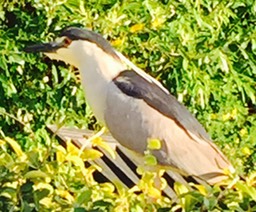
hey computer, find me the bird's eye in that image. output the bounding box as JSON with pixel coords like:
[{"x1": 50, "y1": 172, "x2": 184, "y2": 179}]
[{"x1": 63, "y1": 37, "x2": 72, "y2": 47}]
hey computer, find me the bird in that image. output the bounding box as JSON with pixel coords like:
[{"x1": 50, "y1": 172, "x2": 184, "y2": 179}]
[{"x1": 25, "y1": 27, "x2": 235, "y2": 188}]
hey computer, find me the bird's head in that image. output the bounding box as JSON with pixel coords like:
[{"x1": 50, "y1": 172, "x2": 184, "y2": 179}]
[{"x1": 25, "y1": 27, "x2": 120, "y2": 68}]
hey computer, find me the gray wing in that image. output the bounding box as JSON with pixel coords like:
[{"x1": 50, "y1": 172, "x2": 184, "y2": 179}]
[
  {"x1": 108, "y1": 70, "x2": 234, "y2": 184},
  {"x1": 113, "y1": 70, "x2": 211, "y2": 142}
]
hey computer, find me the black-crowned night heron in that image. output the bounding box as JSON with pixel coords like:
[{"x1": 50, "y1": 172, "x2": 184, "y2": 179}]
[{"x1": 25, "y1": 27, "x2": 235, "y2": 187}]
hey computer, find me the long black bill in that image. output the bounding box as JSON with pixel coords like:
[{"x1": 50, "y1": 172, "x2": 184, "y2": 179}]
[{"x1": 24, "y1": 41, "x2": 64, "y2": 53}]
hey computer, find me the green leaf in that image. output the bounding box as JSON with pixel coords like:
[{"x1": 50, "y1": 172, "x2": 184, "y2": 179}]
[
  {"x1": 147, "y1": 138, "x2": 161, "y2": 150},
  {"x1": 236, "y1": 181, "x2": 256, "y2": 201},
  {"x1": 76, "y1": 189, "x2": 92, "y2": 205},
  {"x1": 144, "y1": 154, "x2": 157, "y2": 166},
  {"x1": 24, "y1": 170, "x2": 50, "y2": 179}
]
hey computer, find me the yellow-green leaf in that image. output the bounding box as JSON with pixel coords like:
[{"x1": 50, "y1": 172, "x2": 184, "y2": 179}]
[
  {"x1": 5, "y1": 137, "x2": 24, "y2": 157},
  {"x1": 33, "y1": 182, "x2": 54, "y2": 194},
  {"x1": 76, "y1": 189, "x2": 92, "y2": 205},
  {"x1": 144, "y1": 154, "x2": 157, "y2": 166},
  {"x1": 81, "y1": 149, "x2": 103, "y2": 160},
  {"x1": 236, "y1": 181, "x2": 256, "y2": 201},
  {"x1": 66, "y1": 155, "x2": 85, "y2": 170},
  {"x1": 56, "y1": 150, "x2": 66, "y2": 163},
  {"x1": 92, "y1": 137, "x2": 116, "y2": 159},
  {"x1": 174, "y1": 182, "x2": 190, "y2": 195},
  {"x1": 130, "y1": 23, "x2": 144, "y2": 33},
  {"x1": 66, "y1": 140, "x2": 80, "y2": 156},
  {"x1": 24, "y1": 170, "x2": 50, "y2": 179},
  {"x1": 193, "y1": 184, "x2": 207, "y2": 196},
  {"x1": 56, "y1": 189, "x2": 74, "y2": 203},
  {"x1": 0, "y1": 139, "x2": 6, "y2": 145},
  {"x1": 147, "y1": 138, "x2": 161, "y2": 150}
]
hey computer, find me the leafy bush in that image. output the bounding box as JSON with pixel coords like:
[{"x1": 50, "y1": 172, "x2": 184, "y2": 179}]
[{"x1": 0, "y1": 0, "x2": 255, "y2": 211}]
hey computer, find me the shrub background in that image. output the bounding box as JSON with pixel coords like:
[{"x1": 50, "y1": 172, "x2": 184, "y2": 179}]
[{"x1": 0, "y1": 0, "x2": 255, "y2": 211}]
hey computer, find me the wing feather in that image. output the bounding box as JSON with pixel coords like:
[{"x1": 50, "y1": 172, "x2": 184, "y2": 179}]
[{"x1": 113, "y1": 70, "x2": 211, "y2": 143}]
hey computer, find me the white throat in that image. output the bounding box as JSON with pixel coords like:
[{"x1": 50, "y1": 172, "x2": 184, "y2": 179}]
[{"x1": 75, "y1": 41, "x2": 126, "y2": 123}]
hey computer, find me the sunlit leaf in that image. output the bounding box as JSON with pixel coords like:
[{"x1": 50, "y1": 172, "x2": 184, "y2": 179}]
[
  {"x1": 235, "y1": 181, "x2": 256, "y2": 201},
  {"x1": 81, "y1": 149, "x2": 103, "y2": 161},
  {"x1": 24, "y1": 170, "x2": 50, "y2": 180},
  {"x1": 147, "y1": 138, "x2": 161, "y2": 150},
  {"x1": 5, "y1": 137, "x2": 24, "y2": 157},
  {"x1": 56, "y1": 189, "x2": 74, "y2": 203},
  {"x1": 144, "y1": 154, "x2": 157, "y2": 166},
  {"x1": 76, "y1": 189, "x2": 92, "y2": 205},
  {"x1": 92, "y1": 137, "x2": 116, "y2": 159}
]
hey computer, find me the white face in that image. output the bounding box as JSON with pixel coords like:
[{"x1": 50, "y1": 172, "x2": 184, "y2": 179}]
[
  {"x1": 44, "y1": 37, "x2": 96, "y2": 68},
  {"x1": 43, "y1": 36, "x2": 126, "y2": 82}
]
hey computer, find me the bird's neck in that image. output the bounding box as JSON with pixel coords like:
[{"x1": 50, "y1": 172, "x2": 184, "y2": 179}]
[{"x1": 78, "y1": 51, "x2": 125, "y2": 123}]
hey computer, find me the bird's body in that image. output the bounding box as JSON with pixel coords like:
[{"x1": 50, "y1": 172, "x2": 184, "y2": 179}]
[
  {"x1": 25, "y1": 27, "x2": 235, "y2": 185},
  {"x1": 105, "y1": 72, "x2": 230, "y2": 183}
]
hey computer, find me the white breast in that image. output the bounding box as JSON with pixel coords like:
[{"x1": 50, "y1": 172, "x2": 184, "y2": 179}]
[{"x1": 77, "y1": 42, "x2": 126, "y2": 123}]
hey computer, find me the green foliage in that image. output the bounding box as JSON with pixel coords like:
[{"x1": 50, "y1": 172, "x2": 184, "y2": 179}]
[
  {"x1": 0, "y1": 0, "x2": 255, "y2": 210},
  {"x1": 0, "y1": 135, "x2": 255, "y2": 211}
]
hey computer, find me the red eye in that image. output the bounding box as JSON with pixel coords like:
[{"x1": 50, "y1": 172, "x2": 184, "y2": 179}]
[{"x1": 63, "y1": 37, "x2": 72, "y2": 47}]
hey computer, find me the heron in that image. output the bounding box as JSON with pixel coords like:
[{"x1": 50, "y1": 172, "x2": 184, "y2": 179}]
[{"x1": 25, "y1": 27, "x2": 235, "y2": 189}]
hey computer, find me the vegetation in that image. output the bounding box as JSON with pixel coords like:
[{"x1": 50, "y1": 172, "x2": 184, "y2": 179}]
[{"x1": 0, "y1": 0, "x2": 255, "y2": 211}]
